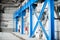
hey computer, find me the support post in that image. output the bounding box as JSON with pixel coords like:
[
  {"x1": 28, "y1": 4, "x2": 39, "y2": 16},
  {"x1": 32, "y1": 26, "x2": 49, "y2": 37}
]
[
  {"x1": 21, "y1": 10, "x2": 26, "y2": 34},
  {"x1": 30, "y1": 5, "x2": 33, "y2": 37},
  {"x1": 21, "y1": 14, "x2": 24, "y2": 34},
  {"x1": 16, "y1": 18, "x2": 18, "y2": 32},
  {"x1": 48, "y1": 0, "x2": 55, "y2": 40}
]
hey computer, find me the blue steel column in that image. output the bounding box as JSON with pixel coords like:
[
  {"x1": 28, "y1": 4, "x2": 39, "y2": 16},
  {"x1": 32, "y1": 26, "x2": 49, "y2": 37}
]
[
  {"x1": 21, "y1": 13, "x2": 24, "y2": 34},
  {"x1": 48, "y1": 0, "x2": 55, "y2": 40},
  {"x1": 30, "y1": 5, "x2": 33, "y2": 37},
  {"x1": 21, "y1": 10, "x2": 26, "y2": 34},
  {"x1": 16, "y1": 18, "x2": 18, "y2": 32}
]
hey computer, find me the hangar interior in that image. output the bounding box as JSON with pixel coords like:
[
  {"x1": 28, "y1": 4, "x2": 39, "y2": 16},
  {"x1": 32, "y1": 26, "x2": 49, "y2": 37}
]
[{"x1": 0, "y1": 0, "x2": 60, "y2": 40}]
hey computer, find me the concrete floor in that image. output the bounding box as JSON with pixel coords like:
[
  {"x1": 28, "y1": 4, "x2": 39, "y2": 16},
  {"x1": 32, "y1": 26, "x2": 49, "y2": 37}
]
[
  {"x1": 0, "y1": 32, "x2": 40, "y2": 40},
  {"x1": 0, "y1": 32, "x2": 24, "y2": 40}
]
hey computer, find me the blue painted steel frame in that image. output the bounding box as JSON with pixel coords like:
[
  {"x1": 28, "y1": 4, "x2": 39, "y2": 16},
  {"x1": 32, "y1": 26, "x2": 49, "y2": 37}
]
[
  {"x1": 48, "y1": 0, "x2": 54, "y2": 40},
  {"x1": 14, "y1": 0, "x2": 54, "y2": 40},
  {"x1": 32, "y1": 0, "x2": 48, "y2": 38},
  {"x1": 29, "y1": 0, "x2": 54, "y2": 40},
  {"x1": 21, "y1": 14, "x2": 24, "y2": 34},
  {"x1": 14, "y1": 0, "x2": 37, "y2": 18},
  {"x1": 29, "y1": 0, "x2": 49, "y2": 39},
  {"x1": 21, "y1": 11, "x2": 26, "y2": 34},
  {"x1": 29, "y1": 5, "x2": 33, "y2": 37}
]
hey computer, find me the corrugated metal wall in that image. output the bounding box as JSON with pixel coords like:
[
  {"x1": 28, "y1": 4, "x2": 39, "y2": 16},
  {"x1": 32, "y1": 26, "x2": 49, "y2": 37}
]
[{"x1": 0, "y1": 7, "x2": 18, "y2": 32}]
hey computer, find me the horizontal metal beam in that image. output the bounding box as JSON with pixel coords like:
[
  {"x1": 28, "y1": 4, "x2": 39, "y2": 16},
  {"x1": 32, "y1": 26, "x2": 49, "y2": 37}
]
[{"x1": 14, "y1": 0, "x2": 37, "y2": 18}]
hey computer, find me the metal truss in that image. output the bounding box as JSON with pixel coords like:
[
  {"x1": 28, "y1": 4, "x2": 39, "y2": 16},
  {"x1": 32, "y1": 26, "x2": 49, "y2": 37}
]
[{"x1": 14, "y1": 0, "x2": 54, "y2": 40}]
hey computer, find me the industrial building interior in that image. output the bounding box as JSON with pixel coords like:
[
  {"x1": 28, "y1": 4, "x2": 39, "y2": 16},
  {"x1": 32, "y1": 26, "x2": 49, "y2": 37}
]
[{"x1": 0, "y1": 0, "x2": 60, "y2": 40}]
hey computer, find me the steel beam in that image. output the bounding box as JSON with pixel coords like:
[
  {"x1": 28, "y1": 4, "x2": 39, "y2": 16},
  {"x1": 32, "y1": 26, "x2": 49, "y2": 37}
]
[
  {"x1": 14, "y1": 0, "x2": 37, "y2": 18},
  {"x1": 21, "y1": 11, "x2": 25, "y2": 34},
  {"x1": 14, "y1": 0, "x2": 55, "y2": 40},
  {"x1": 39, "y1": 21, "x2": 49, "y2": 40},
  {"x1": 30, "y1": 0, "x2": 48, "y2": 38},
  {"x1": 48, "y1": 0, "x2": 55, "y2": 40},
  {"x1": 30, "y1": 5, "x2": 33, "y2": 37},
  {"x1": 21, "y1": 15, "x2": 24, "y2": 34},
  {"x1": 16, "y1": 18, "x2": 18, "y2": 32}
]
